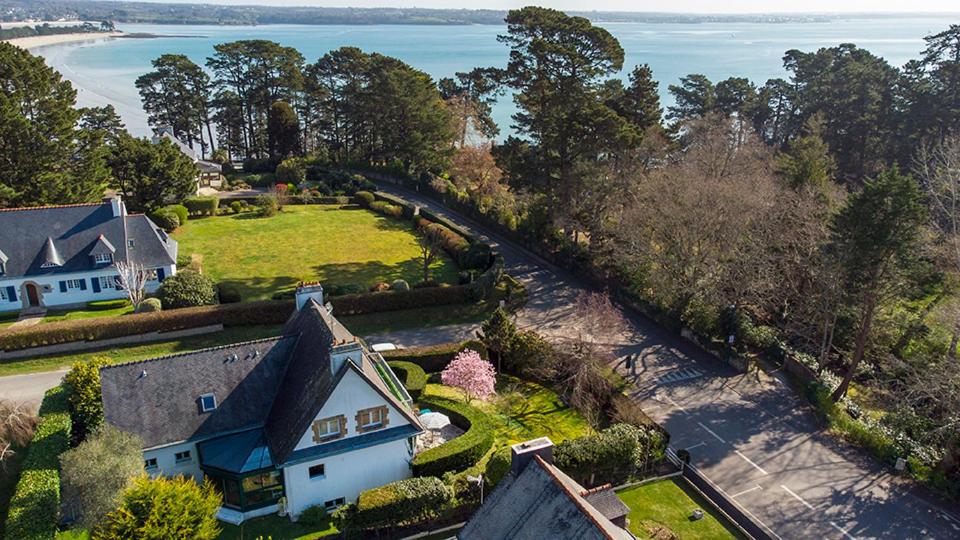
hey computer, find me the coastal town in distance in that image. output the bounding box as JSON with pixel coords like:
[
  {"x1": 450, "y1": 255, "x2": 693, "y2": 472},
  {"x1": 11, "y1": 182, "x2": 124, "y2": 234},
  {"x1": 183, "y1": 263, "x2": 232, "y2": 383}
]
[{"x1": 1, "y1": 1, "x2": 960, "y2": 539}]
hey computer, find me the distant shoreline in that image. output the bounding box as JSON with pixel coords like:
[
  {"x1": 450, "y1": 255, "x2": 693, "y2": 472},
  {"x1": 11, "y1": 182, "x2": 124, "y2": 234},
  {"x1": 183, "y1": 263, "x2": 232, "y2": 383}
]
[{"x1": 3, "y1": 31, "x2": 125, "y2": 51}]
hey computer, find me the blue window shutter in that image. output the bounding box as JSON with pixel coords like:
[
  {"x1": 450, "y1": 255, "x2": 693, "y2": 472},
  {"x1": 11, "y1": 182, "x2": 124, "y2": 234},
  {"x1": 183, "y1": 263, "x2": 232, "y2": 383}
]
[
  {"x1": 79, "y1": 279, "x2": 87, "y2": 291},
  {"x1": 157, "y1": 268, "x2": 165, "y2": 282},
  {"x1": 5, "y1": 286, "x2": 15, "y2": 302},
  {"x1": 91, "y1": 278, "x2": 101, "y2": 293},
  {"x1": 59, "y1": 281, "x2": 67, "y2": 293}
]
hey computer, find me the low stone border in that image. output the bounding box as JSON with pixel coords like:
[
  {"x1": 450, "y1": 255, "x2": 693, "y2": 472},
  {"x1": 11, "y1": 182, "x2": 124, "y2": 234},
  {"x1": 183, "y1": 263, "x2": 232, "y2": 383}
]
[{"x1": 0, "y1": 324, "x2": 223, "y2": 360}]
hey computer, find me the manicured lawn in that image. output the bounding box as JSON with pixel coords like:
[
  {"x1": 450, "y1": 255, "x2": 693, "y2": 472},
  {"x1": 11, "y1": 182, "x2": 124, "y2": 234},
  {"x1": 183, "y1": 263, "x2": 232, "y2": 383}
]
[
  {"x1": 173, "y1": 205, "x2": 460, "y2": 301},
  {"x1": 41, "y1": 303, "x2": 134, "y2": 323},
  {"x1": 617, "y1": 479, "x2": 745, "y2": 540},
  {"x1": 0, "y1": 325, "x2": 283, "y2": 377},
  {"x1": 217, "y1": 513, "x2": 338, "y2": 540},
  {"x1": 422, "y1": 375, "x2": 594, "y2": 476}
]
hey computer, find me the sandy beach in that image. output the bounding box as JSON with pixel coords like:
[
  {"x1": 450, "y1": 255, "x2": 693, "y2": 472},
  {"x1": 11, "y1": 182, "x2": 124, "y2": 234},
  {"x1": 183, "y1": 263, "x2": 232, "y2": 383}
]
[{"x1": 3, "y1": 31, "x2": 124, "y2": 51}]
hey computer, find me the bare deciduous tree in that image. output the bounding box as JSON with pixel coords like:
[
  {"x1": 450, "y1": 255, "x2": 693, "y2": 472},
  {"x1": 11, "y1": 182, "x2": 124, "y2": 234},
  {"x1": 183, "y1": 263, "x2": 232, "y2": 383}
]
[
  {"x1": 114, "y1": 260, "x2": 147, "y2": 310},
  {"x1": 573, "y1": 291, "x2": 629, "y2": 349}
]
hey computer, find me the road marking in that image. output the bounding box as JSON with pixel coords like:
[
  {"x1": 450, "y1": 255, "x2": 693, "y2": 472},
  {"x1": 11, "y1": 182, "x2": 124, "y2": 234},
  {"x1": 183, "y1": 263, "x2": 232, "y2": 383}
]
[
  {"x1": 780, "y1": 485, "x2": 815, "y2": 511},
  {"x1": 829, "y1": 521, "x2": 856, "y2": 539},
  {"x1": 685, "y1": 461, "x2": 783, "y2": 540},
  {"x1": 656, "y1": 367, "x2": 704, "y2": 385},
  {"x1": 697, "y1": 422, "x2": 726, "y2": 443},
  {"x1": 730, "y1": 485, "x2": 763, "y2": 498},
  {"x1": 735, "y1": 450, "x2": 769, "y2": 475},
  {"x1": 685, "y1": 441, "x2": 706, "y2": 451},
  {"x1": 665, "y1": 395, "x2": 688, "y2": 414}
]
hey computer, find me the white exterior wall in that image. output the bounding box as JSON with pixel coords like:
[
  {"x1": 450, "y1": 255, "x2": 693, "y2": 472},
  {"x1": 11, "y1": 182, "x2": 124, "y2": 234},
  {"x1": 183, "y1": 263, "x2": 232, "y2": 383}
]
[
  {"x1": 144, "y1": 440, "x2": 203, "y2": 482},
  {"x1": 284, "y1": 438, "x2": 413, "y2": 518},
  {"x1": 0, "y1": 263, "x2": 175, "y2": 312},
  {"x1": 283, "y1": 365, "x2": 416, "y2": 517}
]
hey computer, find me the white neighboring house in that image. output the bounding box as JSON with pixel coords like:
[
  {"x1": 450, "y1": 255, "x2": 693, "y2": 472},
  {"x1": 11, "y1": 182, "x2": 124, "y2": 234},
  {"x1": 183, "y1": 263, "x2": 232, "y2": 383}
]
[
  {"x1": 99, "y1": 283, "x2": 424, "y2": 524},
  {"x1": 152, "y1": 126, "x2": 223, "y2": 193},
  {"x1": 0, "y1": 197, "x2": 177, "y2": 314}
]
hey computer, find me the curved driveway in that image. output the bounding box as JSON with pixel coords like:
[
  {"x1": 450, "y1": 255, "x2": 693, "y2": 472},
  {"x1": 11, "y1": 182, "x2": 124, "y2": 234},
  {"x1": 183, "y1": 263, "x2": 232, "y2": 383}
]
[{"x1": 375, "y1": 182, "x2": 960, "y2": 540}]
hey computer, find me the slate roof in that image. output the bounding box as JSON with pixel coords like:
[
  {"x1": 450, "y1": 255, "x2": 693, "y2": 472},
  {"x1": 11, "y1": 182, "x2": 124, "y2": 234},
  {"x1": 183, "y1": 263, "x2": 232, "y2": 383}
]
[
  {"x1": 0, "y1": 201, "x2": 177, "y2": 278},
  {"x1": 583, "y1": 486, "x2": 630, "y2": 523},
  {"x1": 100, "y1": 336, "x2": 298, "y2": 449},
  {"x1": 101, "y1": 298, "x2": 422, "y2": 458},
  {"x1": 459, "y1": 455, "x2": 634, "y2": 540}
]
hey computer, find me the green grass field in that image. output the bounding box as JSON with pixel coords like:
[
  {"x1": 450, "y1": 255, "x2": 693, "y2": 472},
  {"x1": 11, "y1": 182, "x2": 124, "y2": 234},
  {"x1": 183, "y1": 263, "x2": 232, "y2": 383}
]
[
  {"x1": 173, "y1": 205, "x2": 460, "y2": 301},
  {"x1": 217, "y1": 514, "x2": 338, "y2": 540},
  {"x1": 617, "y1": 479, "x2": 745, "y2": 540}
]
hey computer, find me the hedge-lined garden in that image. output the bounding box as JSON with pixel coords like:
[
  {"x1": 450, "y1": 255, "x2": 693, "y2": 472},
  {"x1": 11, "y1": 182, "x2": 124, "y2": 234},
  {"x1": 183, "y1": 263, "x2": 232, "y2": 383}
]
[
  {"x1": 411, "y1": 396, "x2": 494, "y2": 478},
  {"x1": 4, "y1": 387, "x2": 71, "y2": 540}
]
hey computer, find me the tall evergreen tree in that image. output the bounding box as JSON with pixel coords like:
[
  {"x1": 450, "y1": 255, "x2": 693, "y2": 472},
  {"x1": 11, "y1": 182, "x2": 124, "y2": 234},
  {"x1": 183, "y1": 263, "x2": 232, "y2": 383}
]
[
  {"x1": 136, "y1": 54, "x2": 213, "y2": 156},
  {"x1": 667, "y1": 74, "x2": 716, "y2": 121},
  {"x1": 107, "y1": 133, "x2": 198, "y2": 212},
  {"x1": 267, "y1": 100, "x2": 300, "y2": 159}
]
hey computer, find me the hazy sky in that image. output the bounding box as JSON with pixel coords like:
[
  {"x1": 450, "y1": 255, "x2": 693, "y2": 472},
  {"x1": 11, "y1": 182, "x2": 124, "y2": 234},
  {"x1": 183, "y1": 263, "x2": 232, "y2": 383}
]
[{"x1": 141, "y1": 0, "x2": 960, "y2": 13}]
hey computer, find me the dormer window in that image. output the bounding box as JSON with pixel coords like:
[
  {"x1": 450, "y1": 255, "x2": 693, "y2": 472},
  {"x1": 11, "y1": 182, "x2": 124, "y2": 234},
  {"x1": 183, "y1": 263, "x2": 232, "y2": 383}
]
[
  {"x1": 199, "y1": 393, "x2": 217, "y2": 412},
  {"x1": 94, "y1": 253, "x2": 112, "y2": 264}
]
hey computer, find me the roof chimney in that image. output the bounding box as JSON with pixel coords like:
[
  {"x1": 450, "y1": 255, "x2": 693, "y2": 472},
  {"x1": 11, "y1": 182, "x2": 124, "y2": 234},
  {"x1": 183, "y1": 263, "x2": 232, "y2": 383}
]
[
  {"x1": 511, "y1": 437, "x2": 554, "y2": 477},
  {"x1": 295, "y1": 282, "x2": 324, "y2": 311},
  {"x1": 110, "y1": 196, "x2": 125, "y2": 217}
]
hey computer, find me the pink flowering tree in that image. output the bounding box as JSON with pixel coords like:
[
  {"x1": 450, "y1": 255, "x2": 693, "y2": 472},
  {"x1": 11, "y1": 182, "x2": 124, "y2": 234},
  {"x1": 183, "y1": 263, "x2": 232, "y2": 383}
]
[{"x1": 441, "y1": 349, "x2": 496, "y2": 403}]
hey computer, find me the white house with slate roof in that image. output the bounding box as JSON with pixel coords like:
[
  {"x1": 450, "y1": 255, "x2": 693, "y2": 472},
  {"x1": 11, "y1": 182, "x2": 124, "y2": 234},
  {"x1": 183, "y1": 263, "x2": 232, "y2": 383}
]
[
  {"x1": 99, "y1": 283, "x2": 424, "y2": 524},
  {"x1": 0, "y1": 197, "x2": 177, "y2": 314}
]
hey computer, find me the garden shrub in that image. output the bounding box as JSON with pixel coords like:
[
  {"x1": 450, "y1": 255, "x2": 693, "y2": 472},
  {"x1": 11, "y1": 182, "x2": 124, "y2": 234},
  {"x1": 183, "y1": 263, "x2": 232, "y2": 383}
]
[
  {"x1": 63, "y1": 359, "x2": 106, "y2": 444},
  {"x1": 243, "y1": 157, "x2": 278, "y2": 174},
  {"x1": 183, "y1": 196, "x2": 220, "y2": 217},
  {"x1": 350, "y1": 477, "x2": 451, "y2": 530},
  {"x1": 387, "y1": 361, "x2": 427, "y2": 400},
  {"x1": 86, "y1": 299, "x2": 130, "y2": 311},
  {"x1": 458, "y1": 339, "x2": 489, "y2": 361},
  {"x1": 96, "y1": 475, "x2": 222, "y2": 540},
  {"x1": 275, "y1": 158, "x2": 306, "y2": 184},
  {"x1": 158, "y1": 270, "x2": 217, "y2": 309},
  {"x1": 459, "y1": 242, "x2": 492, "y2": 270},
  {"x1": 136, "y1": 298, "x2": 162, "y2": 313},
  {"x1": 554, "y1": 423, "x2": 666, "y2": 486},
  {"x1": 298, "y1": 504, "x2": 328, "y2": 526},
  {"x1": 167, "y1": 204, "x2": 189, "y2": 225},
  {"x1": 0, "y1": 301, "x2": 295, "y2": 352},
  {"x1": 369, "y1": 200, "x2": 404, "y2": 219},
  {"x1": 382, "y1": 342, "x2": 462, "y2": 373},
  {"x1": 807, "y1": 382, "x2": 899, "y2": 464},
  {"x1": 148, "y1": 208, "x2": 180, "y2": 232},
  {"x1": 469, "y1": 256, "x2": 503, "y2": 300},
  {"x1": 484, "y1": 447, "x2": 512, "y2": 490},
  {"x1": 216, "y1": 282, "x2": 242, "y2": 304},
  {"x1": 390, "y1": 279, "x2": 410, "y2": 291},
  {"x1": 4, "y1": 387, "x2": 71, "y2": 540},
  {"x1": 325, "y1": 283, "x2": 365, "y2": 297},
  {"x1": 256, "y1": 194, "x2": 279, "y2": 217},
  {"x1": 412, "y1": 396, "x2": 493, "y2": 477},
  {"x1": 355, "y1": 190, "x2": 375, "y2": 208},
  {"x1": 229, "y1": 200, "x2": 243, "y2": 214}
]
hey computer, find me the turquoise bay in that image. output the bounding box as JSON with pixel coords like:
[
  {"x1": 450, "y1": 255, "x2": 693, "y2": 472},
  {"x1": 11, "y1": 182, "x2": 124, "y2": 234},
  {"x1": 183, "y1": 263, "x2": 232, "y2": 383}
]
[{"x1": 35, "y1": 18, "x2": 950, "y2": 137}]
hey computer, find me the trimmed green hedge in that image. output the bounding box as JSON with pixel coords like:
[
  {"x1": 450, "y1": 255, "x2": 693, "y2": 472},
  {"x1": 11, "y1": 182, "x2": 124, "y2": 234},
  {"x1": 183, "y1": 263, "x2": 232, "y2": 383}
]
[
  {"x1": 183, "y1": 196, "x2": 219, "y2": 216},
  {"x1": 86, "y1": 299, "x2": 131, "y2": 311},
  {"x1": 382, "y1": 342, "x2": 462, "y2": 373},
  {"x1": 329, "y1": 285, "x2": 473, "y2": 316},
  {"x1": 5, "y1": 386, "x2": 71, "y2": 540},
  {"x1": 387, "y1": 361, "x2": 427, "y2": 400},
  {"x1": 412, "y1": 396, "x2": 493, "y2": 477},
  {"x1": 0, "y1": 300, "x2": 295, "y2": 351},
  {"x1": 349, "y1": 476, "x2": 450, "y2": 530}
]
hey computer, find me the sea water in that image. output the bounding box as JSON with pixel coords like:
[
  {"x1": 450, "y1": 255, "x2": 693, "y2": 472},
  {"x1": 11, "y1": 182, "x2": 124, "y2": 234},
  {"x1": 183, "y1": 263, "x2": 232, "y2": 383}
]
[{"x1": 32, "y1": 18, "x2": 952, "y2": 138}]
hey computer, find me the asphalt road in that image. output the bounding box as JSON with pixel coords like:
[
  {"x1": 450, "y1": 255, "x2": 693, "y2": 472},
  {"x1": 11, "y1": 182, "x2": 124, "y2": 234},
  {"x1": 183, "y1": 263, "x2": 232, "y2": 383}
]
[
  {"x1": 0, "y1": 368, "x2": 67, "y2": 409},
  {"x1": 374, "y1": 182, "x2": 960, "y2": 540}
]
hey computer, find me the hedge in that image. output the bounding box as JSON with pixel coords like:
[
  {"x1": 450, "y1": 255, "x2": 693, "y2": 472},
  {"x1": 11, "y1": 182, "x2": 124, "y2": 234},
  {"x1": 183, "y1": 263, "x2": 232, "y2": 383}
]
[
  {"x1": 348, "y1": 476, "x2": 451, "y2": 530},
  {"x1": 381, "y1": 342, "x2": 463, "y2": 373},
  {"x1": 328, "y1": 285, "x2": 473, "y2": 316},
  {"x1": 183, "y1": 196, "x2": 219, "y2": 216},
  {"x1": 411, "y1": 396, "x2": 493, "y2": 477},
  {"x1": 4, "y1": 386, "x2": 72, "y2": 540},
  {"x1": 386, "y1": 361, "x2": 427, "y2": 400},
  {"x1": 86, "y1": 299, "x2": 131, "y2": 311},
  {"x1": 0, "y1": 300, "x2": 295, "y2": 352}
]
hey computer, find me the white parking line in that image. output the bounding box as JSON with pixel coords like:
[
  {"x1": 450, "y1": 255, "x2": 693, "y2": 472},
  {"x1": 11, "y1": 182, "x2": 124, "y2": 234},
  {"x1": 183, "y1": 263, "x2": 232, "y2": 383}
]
[
  {"x1": 735, "y1": 450, "x2": 769, "y2": 475},
  {"x1": 829, "y1": 521, "x2": 856, "y2": 539},
  {"x1": 685, "y1": 441, "x2": 706, "y2": 451},
  {"x1": 697, "y1": 422, "x2": 726, "y2": 443},
  {"x1": 780, "y1": 485, "x2": 815, "y2": 511},
  {"x1": 665, "y1": 395, "x2": 688, "y2": 414},
  {"x1": 686, "y1": 461, "x2": 783, "y2": 540},
  {"x1": 730, "y1": 485, "x2": 763, "y2": 498}
]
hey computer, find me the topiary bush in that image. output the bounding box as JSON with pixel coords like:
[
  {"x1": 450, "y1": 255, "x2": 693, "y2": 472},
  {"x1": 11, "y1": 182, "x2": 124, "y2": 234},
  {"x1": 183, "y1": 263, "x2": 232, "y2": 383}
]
[
  {"x1": 136, "y1": 298, "x2": 162, "y2": 313},
  {"x1": 158, "y1": 270, "x2": 217, "y2": 309},
  {"x1": 411, "y1": 396, "x2": 493, "y2": 477},
  {"x1": 355, "y1": 190, "x2": 375, "y2": 208},
  {"x1": 216, "y1": 282, "x2": 242, "y2": 304},
  {"x1": 387, "y1": 361, "x2": 427, "y2": 400},
  {"x1": 390, "y1": 279, "x2": 410, "y2": 292},
  {"x1": 183, "y1": 196, "x2": 220, "y2": 217},
  {"x1": 167, "y1": 204, "x2": 189, "y2": 225},
  {"x1": 148, "y1": 208, "x2": 180, "y2": 232}
]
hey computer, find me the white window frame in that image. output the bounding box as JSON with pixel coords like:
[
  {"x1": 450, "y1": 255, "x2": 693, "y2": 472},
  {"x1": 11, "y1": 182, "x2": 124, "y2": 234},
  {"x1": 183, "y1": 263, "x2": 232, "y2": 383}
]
[
  {"x1": 65, "y1": 279, "x2": 83, "y2": 290},
  {"x1": 174, "y1": 450, "x2": 191, "y2": 464},
  {"x1": 323, "y1": 497, "x2": 345, "y2": 510},
  {"x1": 98, "y1": 276, "x2": 114, "y2": 290},
  {"x1": 359, "y1": 408, "x2": 384, "y2": 429},
  {"x1": 199, "y1": 393, "x2": 216, "y2": 412},
  {"x1": 314, "y1": 417, "x2": 339, "y2": 438},
  {"x1": 93, "y1": 253, "x2": 112, "y2": 264},
  {"x1": 308, "y1": 463, "x2": 326, "y2": 480},
  {"x1": 144, "y1": 458, "x2": 158, "y2": 470}
]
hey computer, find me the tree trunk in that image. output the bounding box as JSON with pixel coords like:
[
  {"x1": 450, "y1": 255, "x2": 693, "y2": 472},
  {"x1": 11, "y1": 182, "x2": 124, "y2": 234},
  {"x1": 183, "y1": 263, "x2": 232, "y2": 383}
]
[
  {"x1": 817, "y1": 312, "x2": 837, "y2": 376},
  {"x1": 950, "y1": 325, "x2": 960, "y2": 361},
  {"x1": 831, "y1": 295, "x2": 877, "y2": 402}
]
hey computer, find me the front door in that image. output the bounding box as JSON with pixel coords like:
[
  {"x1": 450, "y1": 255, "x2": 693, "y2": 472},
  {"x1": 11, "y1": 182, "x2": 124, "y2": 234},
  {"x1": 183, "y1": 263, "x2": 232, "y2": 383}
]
[{"x1": 25, "y1": 284, "x2": 39, "y2": 307}]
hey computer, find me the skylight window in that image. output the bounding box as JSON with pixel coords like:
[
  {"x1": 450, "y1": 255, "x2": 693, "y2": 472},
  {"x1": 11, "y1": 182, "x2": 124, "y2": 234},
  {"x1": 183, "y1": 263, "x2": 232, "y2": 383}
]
[{"x1": 199, "y1": 393, "x2": 217, "y2": 412}]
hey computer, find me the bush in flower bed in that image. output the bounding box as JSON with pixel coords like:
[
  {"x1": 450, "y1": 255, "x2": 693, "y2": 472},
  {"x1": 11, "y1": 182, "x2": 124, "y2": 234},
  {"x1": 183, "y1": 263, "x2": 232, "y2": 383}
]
[
  {"x1": 0, "y1": 300, "x2": 295, "y2": 352},
  {"x1": 4, "y1": 386, "x2": 71, "y2": 540},
  {"x1": 386, "y1": 361, "x2": 427, "y2": 400},
  {"x1": 411, "y1": 396, "x2": 493, "y2": 477}
]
